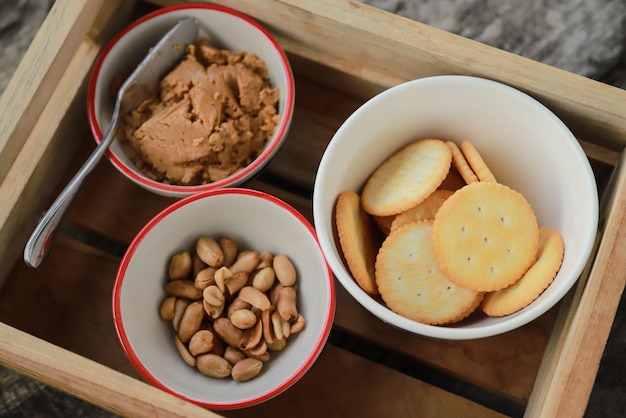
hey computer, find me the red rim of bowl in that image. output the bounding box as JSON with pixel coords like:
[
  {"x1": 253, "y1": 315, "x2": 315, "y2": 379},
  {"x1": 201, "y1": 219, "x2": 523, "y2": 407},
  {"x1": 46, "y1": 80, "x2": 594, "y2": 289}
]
[
  {"x1": 87, "y1": 3, "x2": 295, "y2": 194},
  {"x1": 112, "y1": 188, "x2": 336, "y2": 409}
]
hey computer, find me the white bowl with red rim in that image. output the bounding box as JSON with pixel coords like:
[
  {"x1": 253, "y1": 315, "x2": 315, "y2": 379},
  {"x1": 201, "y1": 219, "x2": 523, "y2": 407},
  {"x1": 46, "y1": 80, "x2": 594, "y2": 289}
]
[
  {"x1": 88, "y1": 4, "x2": 295, "y2": 197},
  {"x1": 113, "y1": 188, "x2": 335, "y2": 408}
]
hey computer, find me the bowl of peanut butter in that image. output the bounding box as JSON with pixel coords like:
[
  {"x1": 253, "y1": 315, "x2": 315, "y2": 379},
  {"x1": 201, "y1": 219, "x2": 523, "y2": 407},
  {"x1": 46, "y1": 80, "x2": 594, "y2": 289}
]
[{"x1": 88, "y1": 4, "x2": 295, "y2": 197}]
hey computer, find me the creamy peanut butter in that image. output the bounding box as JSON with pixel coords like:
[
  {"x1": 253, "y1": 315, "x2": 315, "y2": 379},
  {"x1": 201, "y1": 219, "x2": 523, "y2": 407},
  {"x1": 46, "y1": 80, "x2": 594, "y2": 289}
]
[{"x1": 117, "y1": 38, "x2": 280, "y2": 185}]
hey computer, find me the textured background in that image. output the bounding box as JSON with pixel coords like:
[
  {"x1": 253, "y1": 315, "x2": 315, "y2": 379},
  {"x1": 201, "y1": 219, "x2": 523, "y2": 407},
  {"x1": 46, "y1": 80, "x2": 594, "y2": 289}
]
[{"x1": 1, "y1": 0, "x2": 624, "y2": 417}]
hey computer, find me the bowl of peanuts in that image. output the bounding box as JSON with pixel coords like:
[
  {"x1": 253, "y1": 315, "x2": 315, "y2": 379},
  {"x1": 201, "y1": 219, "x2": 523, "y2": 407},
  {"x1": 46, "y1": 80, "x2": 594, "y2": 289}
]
[
  {"x1": 313, "y1": 75, "x2": 598, "y2": 340},
  {"x1": 88, "y1": 4, "x2": 295, "y2": 197},
  {"x1": 113, "y1": 188, "x2": 335, "y2": 409}
]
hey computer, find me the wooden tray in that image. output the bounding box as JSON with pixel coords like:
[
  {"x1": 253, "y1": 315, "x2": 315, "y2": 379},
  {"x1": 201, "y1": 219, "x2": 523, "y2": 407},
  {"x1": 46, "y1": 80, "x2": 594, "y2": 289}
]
[{"x1": 1, "y1": 1, "x2": 625, "y2": 417}]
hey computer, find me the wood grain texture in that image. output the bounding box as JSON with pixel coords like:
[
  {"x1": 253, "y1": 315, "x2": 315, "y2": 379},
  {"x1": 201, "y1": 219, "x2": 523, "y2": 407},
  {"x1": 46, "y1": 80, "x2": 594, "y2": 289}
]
[{"x1": 526, "y1": 150, "x2": 626, "y2": 418}]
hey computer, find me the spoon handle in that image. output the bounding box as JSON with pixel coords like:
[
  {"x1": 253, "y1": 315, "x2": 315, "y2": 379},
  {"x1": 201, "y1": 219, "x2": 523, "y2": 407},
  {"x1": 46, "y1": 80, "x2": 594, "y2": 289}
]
[{"x1": 23, "y1": 115, "x2": 119, "y2": 268}]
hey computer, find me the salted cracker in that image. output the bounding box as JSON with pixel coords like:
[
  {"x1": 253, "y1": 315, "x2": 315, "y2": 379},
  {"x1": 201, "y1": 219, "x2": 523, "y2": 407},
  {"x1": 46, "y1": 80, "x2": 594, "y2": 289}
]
[
  {"x1": 335, "y1": 190, "x2": 382, "y2": 295},
  {"x1": 376, "y1": 221, "x2": 483, "y2": 325},
  {"x1": 361, "y1": 139, "x2": 451, "y2": 217},
  {"x1": 432, "y1": 182, "x2": 539, "y2": 292},
  {"x1": 481, "y1": 227, "x2": 564, "y2": 316},
  {"x1": 446, "y1": 141, "x2": 478, "y2": 185},
  {"x1": 389, "y1": 189, "x2": 454, "y2": 233},
  {"x1": 460, "y1": 140, "x2": 497, "y2": 182}
]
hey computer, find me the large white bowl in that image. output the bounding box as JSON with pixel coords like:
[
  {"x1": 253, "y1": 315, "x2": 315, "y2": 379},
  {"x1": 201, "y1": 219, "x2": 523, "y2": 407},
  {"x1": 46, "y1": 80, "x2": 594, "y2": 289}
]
[
  {"x1": 88, "y1": 4, "x2": 295, "y2": 197},
  {"x1": 113, "y1": 188, "x2": 335, "y2": 409},
  {"x1": 313, "y1": 75, "x2": 598, "y2": 340}
]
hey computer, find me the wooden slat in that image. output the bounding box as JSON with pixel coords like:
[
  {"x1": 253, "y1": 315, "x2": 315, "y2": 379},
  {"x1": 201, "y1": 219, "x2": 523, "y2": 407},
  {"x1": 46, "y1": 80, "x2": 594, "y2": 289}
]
[
  {"x1": 0, "y1": 0, "x2": 120, "y2": 183},
  {"x1": 0, "y1": 322, "x2": 221, "y2": 418},
  {"x1": 526, "y1": 150, "x2": 626, "y2": 417},
  {"x1": 0, "y1": 0, "x2": 133, "y2": 287},
  {"x1": 146, "y1": 0, "x2": 626, "y2": 150}
]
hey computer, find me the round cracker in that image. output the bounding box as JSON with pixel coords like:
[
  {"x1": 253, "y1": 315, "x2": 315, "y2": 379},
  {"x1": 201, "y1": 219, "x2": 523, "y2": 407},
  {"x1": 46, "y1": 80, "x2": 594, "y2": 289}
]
[
  {"x1": 461, "y1": 140, "x2": 497, "y2": 182},
  {"x1": 481, "y1": 227, "x2": 564, "y2": 316},
  {"x1": 432, "y1": 182, "x2": 539, "y2": 292},
  {"x1": 389, "y1": 189, "x2": 454, "y2": 233},
  {"x1": 361, "y1": 139, "x2": 451, "y2": 217},
  {"x1": 335, "y1": 191, "x2": 381, "y2": 295},
  {"x1": 446, "y1": 141, "x2": 478, "y2": 184},
  {"x1": 375, "y1": 221, "x2": 482, "y2": 325}
]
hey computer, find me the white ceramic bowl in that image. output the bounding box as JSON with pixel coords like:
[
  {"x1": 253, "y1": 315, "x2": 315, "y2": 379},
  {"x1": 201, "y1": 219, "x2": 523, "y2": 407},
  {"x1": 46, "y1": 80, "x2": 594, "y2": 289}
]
[
  {"x1": 113, "y1": 188, "x2": 335, "y2": 409},
  {"x1": 313, "y1": 75, "x2": 598, "y2": 340},
  {"x1": 88, "y1": 4, "x2": 295, "y2": 197}
]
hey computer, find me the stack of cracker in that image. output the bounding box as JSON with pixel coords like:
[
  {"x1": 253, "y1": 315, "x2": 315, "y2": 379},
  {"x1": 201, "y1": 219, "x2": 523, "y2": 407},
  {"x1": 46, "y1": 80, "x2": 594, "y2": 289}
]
[{"x1": 335, "y1": 138, "x2": 564, "y2": 326}]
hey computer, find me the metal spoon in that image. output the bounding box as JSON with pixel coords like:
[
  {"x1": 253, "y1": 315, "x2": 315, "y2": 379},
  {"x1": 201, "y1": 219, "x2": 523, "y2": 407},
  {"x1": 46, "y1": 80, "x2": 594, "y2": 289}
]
[{"x1": 23, "y1": 17, "x2": 199, "y2": 268}]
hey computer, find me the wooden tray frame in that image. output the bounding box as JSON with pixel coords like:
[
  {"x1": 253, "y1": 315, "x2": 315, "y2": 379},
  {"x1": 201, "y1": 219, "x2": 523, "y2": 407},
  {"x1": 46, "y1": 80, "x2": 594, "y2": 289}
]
[{"x1": 0, "y1": 1, "x2": 624, "y2": 417}]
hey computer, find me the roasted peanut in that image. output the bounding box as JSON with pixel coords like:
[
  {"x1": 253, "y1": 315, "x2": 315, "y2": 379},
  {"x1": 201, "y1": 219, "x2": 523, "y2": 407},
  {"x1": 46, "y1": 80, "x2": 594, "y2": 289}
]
[
  {"x1": 169, "y1": 251, "x2": 192, "y2": 280},
  {"x1": 224, "y1": 271, "x2": 248, "y2": 296},
  {"x1": 257, "y1": 251, "x2": 274, "y2": 269},
  {"x1": 277, "y1": 285, "x2": 298, "y2": 323},
  {"x1": 172, "y1": 298, "x2": 191, "y2": 331},
  {"x1": 229, "y1": 250, "x2": 260, "y2": 274},
  {"x1": 231, "y1": 358, "x2": 263, "y2": 382},
  {"x1": 188, "y1": 330, "x2": 214, "y2": 356},
  {"x1": 213, "y1": 266, "x2": 232, "y2": 294},
  {"x1": 268, "y1": 337, "x2": 286, "y2": 351},
  {"x1": 194, "y1": 267, "x2": 217, "y2": 290},
  {"x1": 244, "y1": 346, "x2": 270, "y2": 362},
  {"x1": 230, "y1": 308, "x2": 258, "y2": 330},
  {"x1": 271, "y1": 310, "x2": 291, "y2": 341},
  {"x1": 240, "y1": 319, "x2": 263, "y2": 351},
  {"x1": 178, "y1": 301, "x2": 204, "y2": 343},
  {"x1": 164, "y1": 279, "x2": 202, "y2": 300},
  {"x1": 223, "y1": 345, "x2": 246, "y2": 366},
  {"x1": 268, "y1": 282, "x2": 283, "y2": 307},
  {"x1": 238, "y1": 286, "x2": 271, "y2": 311},
  {"x1": 196, "y1": 237, "x2": 224, "y2": 267},
  {"x1": 196, "y1": 353, "x2": 231, "y2": 378},
  {"x1": 213, "y1": 317, "x2": 244, "y2": 348},
  {"x1": 219, "y1": 237, "x2": 238, "y2": 267},
  {"x1": 262, "y1": 308, "x2": 275, "y2": 345},
  {"x1": 175, "y1": 335, "x2": 196, "y2": 367},
  {"x1": 159, "y1": 296, "x2": 176, "y2": 321},
  {"x1": 192, "y1": 253, "x2": 208, "y2": 277},
  {"x1": 290, "y1": 314, "x2": 306, "y2": 334},
  {"x1": 227, "y1": 296, "x2": 252, "y2": 317},
  {"x1": 203, "y1": 285, "x2": 225, "y2": 307},
  {"x1": 251, "y1": 267, "x2": 275, "y2": 292},
  {"x1": 273, "y1": 254, "x2": 297, "y2": 286}
]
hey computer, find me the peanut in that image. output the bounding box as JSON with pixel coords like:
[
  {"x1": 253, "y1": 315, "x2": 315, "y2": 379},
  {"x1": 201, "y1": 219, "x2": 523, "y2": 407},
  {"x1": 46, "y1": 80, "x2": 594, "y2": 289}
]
[
  {"x1": 172, "y1": 298, "x2": 191, "y2": 331},
  {"x1": 277, "y1": 285, "x2": 298, "y2": 323},
  {"x1": 227, "y1": 296, "x2": 251, "y2": 317},
  {"x1": 230, "y1": 309, "x2": 258, "y2": 330},
  {"x1": 257, "y1": 251, "x2": 274, "y2": 269},
  {"x1": 223, "y1": 345, "x2": 246, "y2": 366},
  {"x1": 239, "y1": 286, "x2": 271, "y2": 311},
  {"x1": 273, "y1": 254, "x2": 297, "y2": 286},
  {"x1": 194, "y1": 267, "x2": 217, "y2": 290},
  {"x1": 224, "y1": 271, "x2": 248, "y2": 296},
  {"x1": 213, "y1": 317, "x2": 244, "y2": 348},
  {"x1": 229, "y1": 250, "x2": 260, "y2": 274},
  {"x1": 231, "y1": 358, "x2": 263, "y2": 382},
  {"x1": 188, "y1": 330, "x2": 214, "y2": 356},
  {"x1": 164, "y1": 279, "x2": 202, "y2": 300},
  {"x1": 219, "y1": 237, "x2": 238, "y2": 267},
  {"x1": 196, "y1": 353, "x2": 231, "y2": 378},
  {"x1": 290, "y1": 314, "x2": 306, "y2": 334},
  {"x1": 178, "y1": 301, "x2": 204, "y2": 343},
  {"x1": 159, "y1": 296, "x2": 176, "y2": 321},
  {"x1": 240, "y1": 320, "x2": 263, "y2": 351},
  {"x1": 214, "y1": 266, "x2": 232, "y2": 294},
  {"x1": 196, "y1": 237, "x2": 224, "y2": 267},
  {"x1": 251, "y1": 267, "x2": 275, "y2": 292},
  {"x1": 169, "y1": 251, "x2": 192, "y2": 280},
  {"x1": 192, "y1": 253, "x2": 208, "y2": 277},
  {"x1": 175, "y1": 335, "x2": 196, "y2": 367}
]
